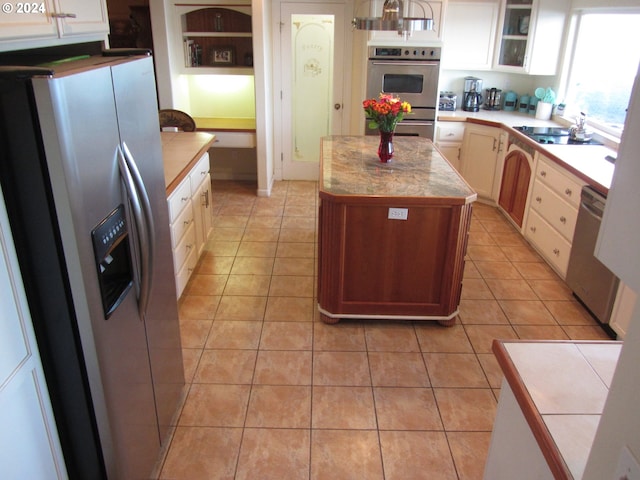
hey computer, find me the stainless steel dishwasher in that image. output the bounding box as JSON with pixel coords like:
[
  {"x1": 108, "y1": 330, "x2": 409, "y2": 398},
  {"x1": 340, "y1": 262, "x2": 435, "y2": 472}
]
[{"x1": 566, "y1": 186, "x2": 619, "y2": 325}]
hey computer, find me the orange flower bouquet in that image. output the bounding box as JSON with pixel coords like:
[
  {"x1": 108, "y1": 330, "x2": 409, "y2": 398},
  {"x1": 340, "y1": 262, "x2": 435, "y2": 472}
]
[{"x1": 362, "y1": 93, "x2": 412, "y2": 132}]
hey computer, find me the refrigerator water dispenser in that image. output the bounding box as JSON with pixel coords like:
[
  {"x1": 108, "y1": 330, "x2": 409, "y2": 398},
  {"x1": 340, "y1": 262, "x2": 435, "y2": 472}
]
[{"x1": 91, "y1": 204, "x2": 134, "y2": 318}]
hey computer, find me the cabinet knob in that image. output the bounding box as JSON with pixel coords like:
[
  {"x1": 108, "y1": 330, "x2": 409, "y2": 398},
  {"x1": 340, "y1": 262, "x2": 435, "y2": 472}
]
[
  {"x1": 530, "y1": 226, "x2": 536, "y2": 233},
  {"x1": 186, "y1": 244, "x2": 193, "y2": 250},
  {"x1": 334, "y1": 103, "x2": 342, "y2": 110},
  {"x1": 560, "y1": 216, "x2": 566, "y2": 224},
  {"x1": 536, "y1": 196, "x2": 542, "y2": 203},
  {"x1": 540, "y1": 171, "x2": 547, "y2": 177},
  {"x1": 565, "y1": 188, "x2": 572, "y2": 196},
  {"x1": 553, "y1": 248, "x2": 560, "y2": 256}
]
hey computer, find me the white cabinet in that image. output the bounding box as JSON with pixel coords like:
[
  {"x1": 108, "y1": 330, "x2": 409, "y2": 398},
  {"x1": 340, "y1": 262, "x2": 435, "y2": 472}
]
[
  {"x1": 494, "y1": 0, "x2": 569, "y2": 75},
  {"x1": 366, "y1": 0, "x2": 446, "y2": 44},
  {"x1": 610, "y1": 282, "x2": 637, "y2": 340},
  {"x1": 167, "y1": 152, "x2": 213, "y2": 298},
  {"x1": 460, "y1": 124, "x2": 506, "y2": 200},
  {"x1": 524, "y1": 153, "x2": 585, "y2": 278},
  {"x1": 435, "y1": 122, "x2": 465, "y2": 172},
  {"x1": 189, "y1": 154, "x2": 214, "y2": 256},
  {"x1": 0, "y1": 0, "x2": 108, "y2": 51},
  {"x1": 442, "y1": 1, "x2": 498, "y2": 70}
]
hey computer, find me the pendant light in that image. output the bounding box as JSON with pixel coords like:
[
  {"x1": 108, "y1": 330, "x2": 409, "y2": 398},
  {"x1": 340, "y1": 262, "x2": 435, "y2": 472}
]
[{"x1": 352, "y1": 0, "x2": 434, "y2": 37}]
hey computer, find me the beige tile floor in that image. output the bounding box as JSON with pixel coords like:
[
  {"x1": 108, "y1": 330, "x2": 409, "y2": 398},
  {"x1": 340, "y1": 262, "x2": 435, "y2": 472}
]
[{"x1": 157, "y1": 180, "x2": 611, "y2": 480}]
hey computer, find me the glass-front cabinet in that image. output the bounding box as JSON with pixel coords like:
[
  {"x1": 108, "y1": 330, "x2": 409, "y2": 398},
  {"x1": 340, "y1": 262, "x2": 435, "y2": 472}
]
[
  {"x1": 495, "y1": 0, "x2": 569, "y2": 75},
  {"x1": 496, "y1": 0, "x2": 531, "y2": 68}
]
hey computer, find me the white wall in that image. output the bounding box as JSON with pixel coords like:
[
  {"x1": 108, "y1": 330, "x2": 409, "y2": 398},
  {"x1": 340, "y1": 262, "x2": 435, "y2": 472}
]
[{"x1": 583, "y1": 64, "x2": 640, "y2": 480}]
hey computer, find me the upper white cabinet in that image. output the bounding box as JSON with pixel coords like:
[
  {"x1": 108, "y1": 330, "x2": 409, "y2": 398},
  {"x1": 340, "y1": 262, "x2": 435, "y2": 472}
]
[
  {"x1": 494, "y1": 0, "x2": 569, "y2": 75},
  {"x1": 442, "y1": 1, "x2": 498, "y2": 70},
  {"x1": 0, "y1": 0, "x2": 108, "y2": 51},
  {"x1": 365, "y1": 0, "x2": 446, "y2": 44}
]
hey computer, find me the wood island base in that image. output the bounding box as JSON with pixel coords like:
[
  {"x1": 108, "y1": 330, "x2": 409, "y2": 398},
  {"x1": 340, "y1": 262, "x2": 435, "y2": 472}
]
[
  {"x1": 317, "y1": 136, "x2": 477, "y2": 326},
  {"x1": 318, "y1": 307, "x2": 459, "y2": 326}
]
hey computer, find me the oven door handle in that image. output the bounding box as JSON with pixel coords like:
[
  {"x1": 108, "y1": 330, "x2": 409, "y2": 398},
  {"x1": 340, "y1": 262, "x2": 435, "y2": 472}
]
[{"x1": 370, "y1": 61, "x2": 440, "y2": 67}]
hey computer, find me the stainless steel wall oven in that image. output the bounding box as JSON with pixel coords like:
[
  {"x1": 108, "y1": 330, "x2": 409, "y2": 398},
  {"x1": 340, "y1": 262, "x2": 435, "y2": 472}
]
[{"x1": 365, "y1": 45, "x2": 441, "y2": 139}]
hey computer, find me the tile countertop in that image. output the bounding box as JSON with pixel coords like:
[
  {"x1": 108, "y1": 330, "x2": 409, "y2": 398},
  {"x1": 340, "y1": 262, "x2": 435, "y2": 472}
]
[
  {"x1": 493, "y1": 339, "x2": 623, "y2": 479},
  {"x1": 438, "y1": 110, "x2": 617, "y2": 194},
  {"x1": 161, "y1": 131, "x2": 216, "y2": 194}
]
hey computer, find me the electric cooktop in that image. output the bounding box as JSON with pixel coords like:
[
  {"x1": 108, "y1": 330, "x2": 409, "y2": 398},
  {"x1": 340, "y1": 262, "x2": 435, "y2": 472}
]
[{"x1": 513, "y1": 126, "x2": 603, "y2": 145}]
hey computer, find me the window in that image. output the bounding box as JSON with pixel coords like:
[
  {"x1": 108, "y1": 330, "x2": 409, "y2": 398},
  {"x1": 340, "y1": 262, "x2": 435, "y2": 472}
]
[{"x1": 564, "y1": 11, "x2": 640, "y2": 135}]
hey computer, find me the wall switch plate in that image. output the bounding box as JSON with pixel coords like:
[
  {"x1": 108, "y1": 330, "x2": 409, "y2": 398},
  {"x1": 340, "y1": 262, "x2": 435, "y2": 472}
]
[
  {"x1": 614, "y1": 446, "x2": 640, "y2": 480},
  {"x1": 388, "y1": 208, "x2": 408, "y2": 220}
]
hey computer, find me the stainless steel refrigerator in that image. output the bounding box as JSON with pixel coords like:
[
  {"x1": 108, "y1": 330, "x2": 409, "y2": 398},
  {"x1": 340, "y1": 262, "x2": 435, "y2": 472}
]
[{"x1": 0, "y1": 52, "x2": 184, "y2": 479}]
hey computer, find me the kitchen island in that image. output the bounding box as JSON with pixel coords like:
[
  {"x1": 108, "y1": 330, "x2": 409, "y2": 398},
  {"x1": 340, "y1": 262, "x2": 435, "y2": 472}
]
[{"x1": 317, "y1": 135, "x2": 477, "y2": 325}]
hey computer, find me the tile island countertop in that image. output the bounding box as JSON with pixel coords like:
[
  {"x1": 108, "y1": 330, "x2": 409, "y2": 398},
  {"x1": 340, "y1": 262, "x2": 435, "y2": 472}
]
[
  {"x1": 320, "y1": 135, "x2": 477, "y2": 203},
  {"x1": 488, "y1": 339, "x2": 622, "y2": 479},
  {"x1": 160, "y1": 131, "x2": 216, "y2": 194}
]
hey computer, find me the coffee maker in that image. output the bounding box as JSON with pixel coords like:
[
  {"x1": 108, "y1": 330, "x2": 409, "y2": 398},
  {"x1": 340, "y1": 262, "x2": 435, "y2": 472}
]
[
  {"x1": 484, "y1": 88, "x2": 502, "y2": 110},
  {"x1": 463, "y1": 76, "x2": 483, "y2": 112}
]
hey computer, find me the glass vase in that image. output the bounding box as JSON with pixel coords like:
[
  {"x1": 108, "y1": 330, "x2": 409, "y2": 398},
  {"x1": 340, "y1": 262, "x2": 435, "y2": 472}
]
[{"x1": 378, "y1": 130, "x2": 394, "y2": 163}]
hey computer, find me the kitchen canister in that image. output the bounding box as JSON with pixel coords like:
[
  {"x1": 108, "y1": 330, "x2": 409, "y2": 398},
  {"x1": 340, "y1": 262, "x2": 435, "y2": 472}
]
[
  {"x1": 535, "y1": 101, "x2": 553, "y2": 120},
  {"x1": 518, "y1": 94, "x2": 529, "y2": 113},
  {"x1": 528, "y1": 96, "x2": 539, "y2": 115},
  {"x1": 503, "y1": 91, "x2": 518, "y2": 111}
]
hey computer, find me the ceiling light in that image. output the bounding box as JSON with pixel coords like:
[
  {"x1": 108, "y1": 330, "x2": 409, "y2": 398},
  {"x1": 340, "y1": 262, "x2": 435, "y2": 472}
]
[{"x1": 352, "y1": 0, "x2": 434, "y2": 36}]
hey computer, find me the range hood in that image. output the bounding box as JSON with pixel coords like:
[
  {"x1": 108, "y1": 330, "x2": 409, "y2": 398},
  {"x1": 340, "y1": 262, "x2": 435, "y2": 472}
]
[{"x1": 352, "y1": 0, "x2": 434, "y2": 36}]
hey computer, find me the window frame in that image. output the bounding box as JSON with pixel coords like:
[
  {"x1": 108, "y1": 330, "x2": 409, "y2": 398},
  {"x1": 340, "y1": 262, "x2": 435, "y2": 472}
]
[{"x1": 558, "y1": 7, "x2": 640, "y2": 139}]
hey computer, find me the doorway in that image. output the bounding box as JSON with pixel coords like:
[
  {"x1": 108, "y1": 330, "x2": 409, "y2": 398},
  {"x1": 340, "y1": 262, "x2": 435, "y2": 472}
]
[{"x1": 276, "y1": 2, "x2": 351, "y2": 180}]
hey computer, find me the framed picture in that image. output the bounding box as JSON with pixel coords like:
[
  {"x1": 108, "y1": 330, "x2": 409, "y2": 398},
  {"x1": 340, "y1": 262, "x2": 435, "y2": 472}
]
[{"x1": 212, "y1": 47, "x2": 235, "y2": 65}]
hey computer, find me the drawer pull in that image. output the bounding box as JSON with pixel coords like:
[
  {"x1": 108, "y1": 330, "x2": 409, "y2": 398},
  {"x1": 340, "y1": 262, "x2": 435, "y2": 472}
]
[
  {"x1": 530, "y1": 226, "x2": 537, "y2": 233},
  {"x1": 553, "y1": 248, "x2": 560, "y2": 256},
  {"x1": 186, "y1": 244, "x2": 193, "y2": 250},
  {"x1": 560, "y1": 216, "x2": 566, "y2": 224},
  {"x1": 565, "y1": 188, "x2": 572, "y2": 196},
  {"x1": 183, "y1": 220, "x2": 191, "y2": 226},
  {"x1": 51, "y1": 12, "x2": 77, "y2": 18},
  {"x1": 202, "y1": 190, "x2": 210, "y2": 208},
  {"x1": 201, "y1": 170, "x2": 207, "y2": 176},
  {"x1": 181, "y1": 196, "x2": 189, "y2": 202},
  {"x1": 535, "y1": 196, "x2": 542, "y2": 203},
  {"x1": 540, "y1": 170, "x2": 547, "y2": 177}
]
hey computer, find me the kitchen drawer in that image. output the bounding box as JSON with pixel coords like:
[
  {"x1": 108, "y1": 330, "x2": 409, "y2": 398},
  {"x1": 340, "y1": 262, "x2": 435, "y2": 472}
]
[
  {"x1": 525, "y1": 209, "x2": 571, "y2": 278},
  {"x1": 172, "y1": 223, "x2": 196, "y2": 273},
  {"x1": 436, "y1": 123, "x2": 465, "y2": 142},
  {"x1": 530, "y1": 180, "x2": 578, "y2": 242},
  {"x1": 535, "y1": 155, "x2": 584, "y2": 209},
  {"x1": 170, "y1": 199, "x2": 194, "y2": 248},
  {"x1": 175, "y1": 247, "x2": 197, "y2": 298},
  {"x1": 189, "y1": 152, "x2": 210, "y2": 191},
  {"x1": 167, "y1": 176, "x2": 192, "y2": 222}
]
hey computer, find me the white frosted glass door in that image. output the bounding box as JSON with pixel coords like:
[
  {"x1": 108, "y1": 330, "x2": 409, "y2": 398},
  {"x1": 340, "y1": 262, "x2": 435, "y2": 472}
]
[{"x1": 280, "y1": 3, "x2": 346, "y2": 180}]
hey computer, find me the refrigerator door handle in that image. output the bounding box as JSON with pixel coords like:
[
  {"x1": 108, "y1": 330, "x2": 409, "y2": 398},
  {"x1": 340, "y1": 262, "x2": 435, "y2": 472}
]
[{"x1": 118, "y1": 143, "x2": 155, "y2": 318}]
